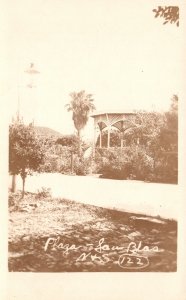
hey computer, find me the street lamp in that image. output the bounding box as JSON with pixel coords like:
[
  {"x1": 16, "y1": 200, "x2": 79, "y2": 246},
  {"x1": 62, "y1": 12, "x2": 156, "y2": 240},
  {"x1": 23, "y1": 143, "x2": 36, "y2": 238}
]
[
  {"x1": 24, "y1": 63, "x2": 40, "y2": 125},
  {"x1": 25, "y1": 63, "x2": 40, "y2": 88}
]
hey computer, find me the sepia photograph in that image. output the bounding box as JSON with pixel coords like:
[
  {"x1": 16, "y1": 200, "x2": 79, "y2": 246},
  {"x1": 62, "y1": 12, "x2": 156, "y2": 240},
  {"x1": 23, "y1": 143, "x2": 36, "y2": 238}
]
[{"x1": 1, "y1": 0, "x2": 186, "y2": 299}]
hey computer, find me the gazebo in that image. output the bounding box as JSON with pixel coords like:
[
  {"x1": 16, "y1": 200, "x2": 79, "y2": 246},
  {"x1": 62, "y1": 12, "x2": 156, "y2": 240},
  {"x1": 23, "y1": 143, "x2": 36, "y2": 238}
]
[{"x1": 91, "y1": 110, "x2": 136, "y2": 149}]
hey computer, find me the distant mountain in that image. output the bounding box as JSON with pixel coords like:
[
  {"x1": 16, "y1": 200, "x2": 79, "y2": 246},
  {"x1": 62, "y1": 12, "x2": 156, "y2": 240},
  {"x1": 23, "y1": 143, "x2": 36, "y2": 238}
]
[{"x1": 35, "y1": 126, "x2": 63, "y2": 138}]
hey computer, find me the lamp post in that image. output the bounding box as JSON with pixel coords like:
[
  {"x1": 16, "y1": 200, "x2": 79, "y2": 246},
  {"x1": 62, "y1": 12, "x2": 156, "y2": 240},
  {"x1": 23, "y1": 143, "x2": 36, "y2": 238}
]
[
  {"x1": 24, "y1": 63, "x2": 40, "y2": 125},
  {"x1": 25, "y1": 63, "x2": 40, "y2": 88}
]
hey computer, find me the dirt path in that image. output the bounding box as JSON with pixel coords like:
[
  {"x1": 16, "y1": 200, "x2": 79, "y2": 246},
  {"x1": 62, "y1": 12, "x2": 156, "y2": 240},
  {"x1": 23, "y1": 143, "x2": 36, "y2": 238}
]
[{"x1": 9, "y1": 173, "x2": 179, "y2": 219}]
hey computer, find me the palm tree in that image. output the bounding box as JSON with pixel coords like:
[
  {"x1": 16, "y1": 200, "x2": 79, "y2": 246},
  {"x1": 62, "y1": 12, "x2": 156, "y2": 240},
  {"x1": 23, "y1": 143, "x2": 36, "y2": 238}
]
[{"x1": 65, "y1": 90, "x2": 96, "y2": 155}]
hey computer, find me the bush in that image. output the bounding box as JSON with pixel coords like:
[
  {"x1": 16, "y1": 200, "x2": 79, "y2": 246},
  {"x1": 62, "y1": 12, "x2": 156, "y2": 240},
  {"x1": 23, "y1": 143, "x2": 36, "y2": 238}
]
[
  {"x1": 100, "y1": 161, "x2": 132, "y2": 179},
  {"x1": 39, "y1": 146, "x2": 72, "y2": 174},
  {"x1": 36, "y1": 187, "x2": 52, "y2": 199},
  {"x1": 94, "y1": 145, "x2": 177, "y2": 183},
  {"x1": 39, "y1": 144, "x2": 92, "y2": 176},
  {"x1": 95, "y1": 146, "x2": 154, "y2": 180},
  {"x1": 9, "y1": 191, "x2": 21, "y2": 207},
  {"x1": 153, "y1": 152, "x2": 178, "y2": 183},
  {"x1": 73, "y1": 157, "x2": 92, "y2": 175},
  {"x1": 56, "y1": 134, "x2": 78, "y2": 147}
]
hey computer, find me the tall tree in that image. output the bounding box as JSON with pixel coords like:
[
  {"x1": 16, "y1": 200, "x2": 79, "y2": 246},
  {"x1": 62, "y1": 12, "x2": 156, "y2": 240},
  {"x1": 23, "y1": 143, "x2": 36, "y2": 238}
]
[
  {"x1": 159, "y1": 95, "x2": 178, "y2": 152},
  {"x1": 9, "y1": 120, "x2": 46, "y2": 197},
  {"x1": 123, "y1": 96, "x2": 178, "y2": 182},
  {"x1": 65, "y1": 90, "x2": 95, "y2": 155},
  {"x1": 152, "y1": 6, "x2": 179, "y2": 26},
  {"x1": 156, "y1": 95, "x2": 178, "y2": 183}
]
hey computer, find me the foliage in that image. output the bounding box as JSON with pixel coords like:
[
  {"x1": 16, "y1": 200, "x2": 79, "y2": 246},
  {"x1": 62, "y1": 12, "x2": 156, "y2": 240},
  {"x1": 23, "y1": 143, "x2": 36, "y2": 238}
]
[
  {"x1": 159, "y1": 95, "x2": 178, "y2": 152},
  {"x1": 65, "y1": 90, "x2": 96, "y2": 156},
  {"x1": 152, "y1": 152, "x2": 178, "y2": 183},
  {"x1": 94, "y1": 96, "x2": 178, "y2": 183},
  {"x1": 39, "y1": 141, "x2": 91, "y2": 176},
  {"x1": 9, "y1": 191, "x2": 21, "y2": 208},
  {"x1": 56, "y1": 134, "x2": 79, "y2": 148},
  {"x1": 65, "y1": 90, "x2": 95, "y2": 136},
  {"x1": 38, "y1": 144, "x2": 69, "y2": 173},
  {"x1": 73, "y1": 157, "x2": 91, "y2": 175},
  {"x1": 56, "y1": 134, "x2": 89, "y2": 154},
  {"x1": 36, "y1": 187, "x2": 52, "y2": 199},
  {"x1": 9, "y1": 120, "x2": 46, "y2": 197},
  {"x1": 95, "y1": 147, "x2": 153, "y2": 180},
  {"x1": 155, "y1": 95, "x2": 178, "y2": 183},
  {"x1": 152, "y1": 6, "x2": 179, "y2": 26},
  {"x1": 122, "y1": 111, "x2": 165, "y2": 149}
]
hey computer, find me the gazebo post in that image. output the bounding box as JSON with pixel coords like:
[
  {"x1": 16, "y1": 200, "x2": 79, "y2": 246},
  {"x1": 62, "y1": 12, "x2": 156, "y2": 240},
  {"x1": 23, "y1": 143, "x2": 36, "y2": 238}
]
[
  {"x1": 92, "y1": 122, "x2": 97, "y2": 158},
  {"x1": 106, "y1": 113, "x2": 110, "y2": 148}
]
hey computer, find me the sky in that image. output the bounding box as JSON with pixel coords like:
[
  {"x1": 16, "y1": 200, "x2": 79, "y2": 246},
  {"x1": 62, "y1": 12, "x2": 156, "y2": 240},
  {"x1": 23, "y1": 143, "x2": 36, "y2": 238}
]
[{"x1": 2, "y1": 0, "x2": 184, "y2": 139}]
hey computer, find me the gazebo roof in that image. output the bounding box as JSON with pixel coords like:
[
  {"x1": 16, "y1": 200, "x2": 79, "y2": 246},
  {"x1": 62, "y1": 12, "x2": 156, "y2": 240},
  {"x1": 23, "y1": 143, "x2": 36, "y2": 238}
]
[
  {"x1": 90, "y1": 109, "x2": 137, "y2": 132},
  {"x1": 90, "y1": 109, "x2": 136, "y2": 118}
]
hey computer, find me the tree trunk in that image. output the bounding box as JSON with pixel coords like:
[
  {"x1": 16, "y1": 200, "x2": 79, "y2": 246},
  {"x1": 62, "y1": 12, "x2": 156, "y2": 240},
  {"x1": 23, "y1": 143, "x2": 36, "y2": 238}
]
[
  {"x1": 77, "y1": 130, "x2": 82, "y2": 157},
  {"x1": 11, "y1": 174, "x2": 16, "y2": 192},
  {"x1": 22, "y1": 176, "x2": 26, "y2": 198}
]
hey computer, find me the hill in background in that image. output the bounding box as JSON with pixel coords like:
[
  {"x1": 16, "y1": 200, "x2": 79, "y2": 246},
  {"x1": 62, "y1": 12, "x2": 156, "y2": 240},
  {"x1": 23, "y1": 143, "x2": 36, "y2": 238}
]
[{"x1": 35, "y1": 126, "x2": 63, "y2": 138}]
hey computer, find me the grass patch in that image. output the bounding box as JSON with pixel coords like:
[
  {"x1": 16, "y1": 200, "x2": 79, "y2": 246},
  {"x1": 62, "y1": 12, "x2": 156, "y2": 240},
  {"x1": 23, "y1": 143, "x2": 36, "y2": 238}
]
[{"x1": 9, "y1": 191, "x2": 177, "y2": 272}]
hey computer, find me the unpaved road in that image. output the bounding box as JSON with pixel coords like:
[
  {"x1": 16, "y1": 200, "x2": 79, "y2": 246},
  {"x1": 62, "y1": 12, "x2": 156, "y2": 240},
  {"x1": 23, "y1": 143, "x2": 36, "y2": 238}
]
[{"x1": 10, "y1": 173, "x2": 179, "y2": 219}]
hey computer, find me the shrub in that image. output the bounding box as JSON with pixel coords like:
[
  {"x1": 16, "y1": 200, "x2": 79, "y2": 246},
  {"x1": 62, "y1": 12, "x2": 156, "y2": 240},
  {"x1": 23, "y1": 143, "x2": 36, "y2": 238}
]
[
  {"x1": 73, "y1": 157, "x2": 91, "y2": 175},
  {"x1": 35, "y1": 187, "x2": 52, "y2": 199},
  {"x1": 153, "y1": 152, "x2": 178, "y2": 183},
  {"x1": 95, "y1": 146, "x2": 154, "y2": 181},
  {"x1": 94, "y1": 145, "x2": 178, "y2": 183},
  {"x1": 9, "y1": 191, "x2": 21, "y2": 207},
  {"x1": 56, "y1": 134, "x2": 78, "y2": 147},
  {"x1": 39, "y1": 143, "x2": 92, "y2": 176},
  {"x1": 39, "y1": 146, "x2": 71, "y2": 173}
]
